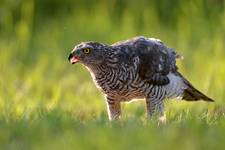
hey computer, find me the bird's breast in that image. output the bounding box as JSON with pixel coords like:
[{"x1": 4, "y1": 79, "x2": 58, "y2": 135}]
[{"x1": 92, "y1": 67, "x2": 146, "y2": 100}]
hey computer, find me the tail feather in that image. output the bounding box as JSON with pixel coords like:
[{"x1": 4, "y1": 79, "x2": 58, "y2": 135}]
[
  {"x1": 177, "y1": 72, "x2": 214, "y2": 102},
  {"x1": 183, "y1": 84, "x2": 214, "y2": 102}
]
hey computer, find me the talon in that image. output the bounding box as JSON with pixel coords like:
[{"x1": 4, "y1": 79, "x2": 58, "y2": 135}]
[{"x1": 158, "y1": 115, "x2": 167, "y2": 124}]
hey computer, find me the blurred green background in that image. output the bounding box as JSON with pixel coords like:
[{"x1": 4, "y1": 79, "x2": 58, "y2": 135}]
[{"x1": 0, "y1": 0, "x2": 225, "y2": 149}]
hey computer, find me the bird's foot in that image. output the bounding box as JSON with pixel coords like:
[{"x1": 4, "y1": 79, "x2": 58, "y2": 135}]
[{"x1": 158, "y1": 114, "x2": 167, "y2": 125}]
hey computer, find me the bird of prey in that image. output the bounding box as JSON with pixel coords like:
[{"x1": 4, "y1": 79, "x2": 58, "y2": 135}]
[{"x1": 68, "y1": 36, "x2": 214, "y2": 122}]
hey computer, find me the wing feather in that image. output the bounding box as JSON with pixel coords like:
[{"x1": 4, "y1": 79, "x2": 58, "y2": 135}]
[{"x1": 111, "y1": 36, "x2": 180, "y2": 85}]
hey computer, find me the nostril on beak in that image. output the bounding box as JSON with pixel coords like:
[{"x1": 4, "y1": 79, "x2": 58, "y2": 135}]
[{"x1": 68, "y1": 53, "x2": 73, "y2": 61}]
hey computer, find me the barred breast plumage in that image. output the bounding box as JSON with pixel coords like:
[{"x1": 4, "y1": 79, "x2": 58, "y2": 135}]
[{"x1": 68, "y1": 36, "x2": 214, "y2": 121}]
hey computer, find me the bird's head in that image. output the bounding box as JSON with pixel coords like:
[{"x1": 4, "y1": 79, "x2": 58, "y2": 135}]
[{"x1": 68, "y1": 42, "x2": 107, "y2": 66}]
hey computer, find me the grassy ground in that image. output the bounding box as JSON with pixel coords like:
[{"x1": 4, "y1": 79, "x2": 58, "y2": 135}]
[
  {"x1": 0, "y1": 109, "x2": 225, "y2": 150},
  {"x1": 0, "y1": 0, "x2": 225, "y2": 149}
]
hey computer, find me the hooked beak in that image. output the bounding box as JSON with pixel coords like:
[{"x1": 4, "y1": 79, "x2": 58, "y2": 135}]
[{"x1": 68, "y1": 53, "x2": 80, "y2": 64}]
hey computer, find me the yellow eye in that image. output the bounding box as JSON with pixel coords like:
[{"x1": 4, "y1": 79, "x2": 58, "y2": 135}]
[{"x1": 83, "y1": 48, "x2": 91, "y2": 54}]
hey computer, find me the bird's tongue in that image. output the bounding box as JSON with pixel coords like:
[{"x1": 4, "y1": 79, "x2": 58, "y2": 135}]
[{"x1": 70, "y1": 56, "x2": 79, "y2": 64}]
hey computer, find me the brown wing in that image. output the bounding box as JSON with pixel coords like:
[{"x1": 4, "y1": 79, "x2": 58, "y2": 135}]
[
  {"x1": 133, "y1": 37, "x2": 178, "y2": 85},
  {"x1": 111, "y1": 36, "x2": 180, "y2": 85}
]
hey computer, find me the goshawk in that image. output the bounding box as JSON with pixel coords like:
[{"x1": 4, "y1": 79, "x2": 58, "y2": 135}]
[{"x1": 68, "y1": 36, "x2": 214, "y2": 122}]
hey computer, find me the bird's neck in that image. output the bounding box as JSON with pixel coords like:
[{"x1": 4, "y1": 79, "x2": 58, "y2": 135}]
[
  {"x1": 86, "y1": 47, "x2": 120, "y2": 77},
  {"x1": 86, "y1": 62, "x2": 115, "y2": 79}
]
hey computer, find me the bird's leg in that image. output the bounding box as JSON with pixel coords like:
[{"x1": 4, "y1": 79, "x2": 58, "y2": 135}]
[
  {"x1": 157, "y1": 102, "x2": 166, "y2": 124},
  {"x1": 106, "y1": 96, "x2": 121, "y2": 121},
  {"x1": 146, "y1": 95, "x2": 166, "y2": 124}
]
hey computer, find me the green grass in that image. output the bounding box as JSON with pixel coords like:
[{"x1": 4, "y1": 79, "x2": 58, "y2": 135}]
[
  {"x1": 0, "y1": 108, "x2": 225, "y2": 150},
  {"x1": 0, "y1": 0, "x2": 225, "y2": 149}
]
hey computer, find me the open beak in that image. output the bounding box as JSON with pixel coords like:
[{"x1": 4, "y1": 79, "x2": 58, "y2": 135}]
[{"x1": 68, "y1": 53, "x2": 80, "y2": 64}]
